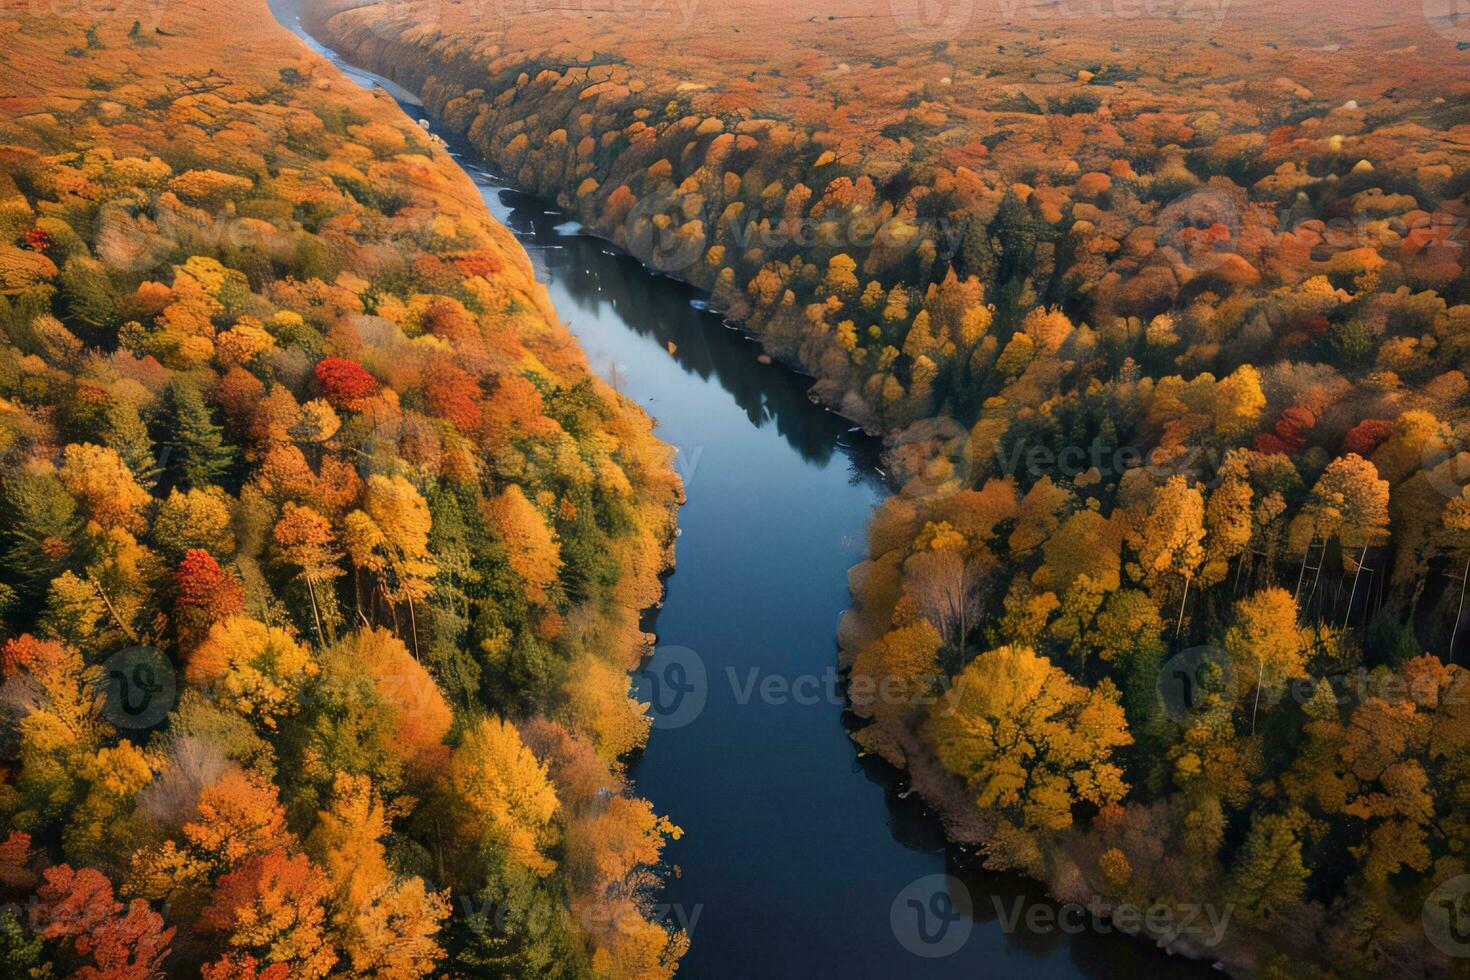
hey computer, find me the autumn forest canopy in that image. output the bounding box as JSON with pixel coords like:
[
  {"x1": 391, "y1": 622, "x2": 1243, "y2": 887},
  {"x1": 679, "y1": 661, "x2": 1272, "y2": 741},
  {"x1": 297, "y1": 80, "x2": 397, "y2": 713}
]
[
  {"x1": 0, "y1": 2, "x2": 686, "y2": 976},
  {"x1": 3, "y1": 0, "x2": 1470, "y2": 975}
]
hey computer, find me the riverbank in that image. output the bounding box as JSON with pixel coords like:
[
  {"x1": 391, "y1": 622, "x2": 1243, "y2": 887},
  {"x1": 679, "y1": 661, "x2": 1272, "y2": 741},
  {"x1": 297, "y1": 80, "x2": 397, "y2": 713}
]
[
  {"x1": 289, "y1": 3, "x2": 1470, "y2": 978},
  {"x1": 0, "y1": 2, "x2": 688, "y2": 973},
  {"x1": 284, "y1": 5, "x2": 1240, "y2": 976}
]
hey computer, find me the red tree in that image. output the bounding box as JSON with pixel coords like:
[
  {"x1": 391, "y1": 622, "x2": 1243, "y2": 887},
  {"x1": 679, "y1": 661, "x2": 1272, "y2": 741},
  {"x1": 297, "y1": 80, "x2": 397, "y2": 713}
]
[
  {"x1": 175, "y1": 550, "x2": 246, "y2": 651},
  {"x1": 1345, "y1": 418, "x2": 1393, "y2": 457},
  {"x1": 422, "y1": 358, "x2": 483, "y2": 433},
  {"x1": 314, "y1": 356, "x2": 378, "y2": 410},
  {"x1": 35, "y1": 864, "x2": 174, "y2": 980}
]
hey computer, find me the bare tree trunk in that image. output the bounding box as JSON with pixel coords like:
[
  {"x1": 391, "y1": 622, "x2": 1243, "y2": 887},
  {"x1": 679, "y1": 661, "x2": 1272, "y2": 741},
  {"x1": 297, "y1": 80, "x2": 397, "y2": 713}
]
[
  {"x1": 1175, "y1": 572, "x2": 1191, "y2": 639},
  {"x1": 1452, "y1": 554, "x2": 1470, "y2": 662},
  {"x1": 383, "y1": 582, "x2": 399, "y2": 634},
  {"x1": 90, "y1": 575, "x2": 140, "y2": 644},
  {"x1": 305, "y1": 576, "x2": 324, "y2": 647},
  {"x1": 407, "y1": 595, "x2": 421, "y2": 661},
  {"x1": 1294, "y1": 536, "x2": 1312, "y2": 602},
  {"x1": 1251, "y1": 659, "x2": 1266, "y2": 735},
  {"x1": 1342, "y1": 545, "x2": 1368, "y2": 631},
  {"x1": 1307, "y1": 548, "x2": 1325, "y2": 616}
]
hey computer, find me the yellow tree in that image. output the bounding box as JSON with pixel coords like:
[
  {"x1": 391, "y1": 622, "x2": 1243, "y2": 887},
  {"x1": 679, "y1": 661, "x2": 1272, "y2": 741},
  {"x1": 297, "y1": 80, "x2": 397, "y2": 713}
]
[
  {"x1": 926, "y1": 645, "x2": 1131, "y2": 832},
  {"x1": 1224, "y1": 587, "x2": 1312, "y2": 733},
  {"x1": 58, "y1": 443, "x2": 150, "y2": 534},
  {"x1": 1211, "y1": 364, "x2": 1266, "y2": 442},
  {"x1": 450, "y1": 717, "x2": 561, "y2": 878},
  {"x1": 350, "y1": 475, "x2": 437, "y2": 656},
  {"x1": 849, "y1": 598, "x2": 943, "y2": 721},
  {"x1": 307, "y1": 773, "x2": 449, "y2": 977},
  {"x1": 1201, "y1": 473, "x2": 1253, "y2": 588},
  {"x1": 485, "y1": 485, "x2": 561, "y2": 605},
  {"x1": 823, "y1": 253, "x2": 858, "y2": 299},
  {"x1": 1291, "y1": 454, "x2": 1390, "y2": 619},
  {"x1": 1129, "y1": 475, "x2": 1205, "y2": 637},
  {"x1": 1, "y1": 636, "x2": 105, "y2": 833},
  {"x1": 187, "y1": 617, "x2": 318, "y2": 730},
  {"x1": 152, "y1": 486, "x2": 237, "y2": 560}
]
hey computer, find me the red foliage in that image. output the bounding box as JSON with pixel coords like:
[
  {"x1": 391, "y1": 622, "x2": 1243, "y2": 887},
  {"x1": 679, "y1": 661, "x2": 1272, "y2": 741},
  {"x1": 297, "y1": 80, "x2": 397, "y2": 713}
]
[
  {"x1": 313, "y1": 356, "x2": 378, "y2": 409},
  {"x1": 35, "y1": 865, "x2": 117, "y2": 939},
  {"x1": 1, "y1": 634, "x2": 69, "y2": 679},
  {"x1": 1273, "y1": 406, "x2": 1316, "y2": 451},
  {"x1": 534, "y1": 610, "x2": 564, "y2": 642},
  {"x1": 80, "y1": 902, "x2": 176, "y2": 980},
  {"x1": 0, "y1": 831, "x2": 37, "y2": 891},
  {"x1": 1254, "y1": 432, "x2": 1288, "y2": 456},
  {"x1": 174, "y1": 550, "x2": 246, "y2": 650},
  {"x1": 35, "y1": 864, "x2": 174, "y2": 980},
  {"x1": 453, "y1": 250, "x2": 504, "y2": 279},
  {"x1": 422, "y1": 358, "x2": 483, "y2": 433},
  {"x1": 1345, "y1": 418, "x2": 1393, "y2": 457},
  {"x1": 24, "y1": 226, "x2": 49, "y2": 252},
  {"x1": 201, "y1": 850, "x2": 331, "y2": 969}
]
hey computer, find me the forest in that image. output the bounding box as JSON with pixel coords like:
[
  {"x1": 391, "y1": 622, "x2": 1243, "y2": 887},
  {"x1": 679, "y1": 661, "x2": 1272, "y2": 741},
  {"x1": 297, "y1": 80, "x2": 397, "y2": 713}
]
[
  {"x1": 295, "y1": 0, "x2": 1470, "y2": 974},
  {"x1": 0, "y1": 3, "x2": 690, "y2": 976}
]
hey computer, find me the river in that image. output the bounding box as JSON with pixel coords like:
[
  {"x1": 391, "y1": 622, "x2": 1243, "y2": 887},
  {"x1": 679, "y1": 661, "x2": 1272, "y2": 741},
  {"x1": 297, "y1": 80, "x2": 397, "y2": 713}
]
[{"x1": 266, "y1": 7, "x2": 1219, "y2": 976}]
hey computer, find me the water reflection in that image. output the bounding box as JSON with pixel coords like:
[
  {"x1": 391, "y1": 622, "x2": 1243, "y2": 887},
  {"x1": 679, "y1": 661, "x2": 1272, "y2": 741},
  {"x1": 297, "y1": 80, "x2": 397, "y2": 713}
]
[
  {"x1": 265, "y1": 6, "x2": 1220, "y2": 975},
  {"x1": 492, "y1": 186, "x2": 877, "y2": 472}
]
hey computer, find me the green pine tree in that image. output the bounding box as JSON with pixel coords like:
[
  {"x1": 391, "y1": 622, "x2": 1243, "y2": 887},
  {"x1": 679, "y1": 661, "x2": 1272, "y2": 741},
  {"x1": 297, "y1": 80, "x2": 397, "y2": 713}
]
[
  {"x1": 1, "y1": 471, "x2": 82, "y2": 613},
  {"x1": 163, "y1": 378, "x2": 235, "y2": 491}
]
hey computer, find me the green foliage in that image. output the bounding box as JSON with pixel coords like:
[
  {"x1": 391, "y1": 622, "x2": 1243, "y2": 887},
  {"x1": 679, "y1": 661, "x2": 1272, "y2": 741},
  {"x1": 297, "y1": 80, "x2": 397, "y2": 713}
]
[{"x1": 161, "y1": 378, "x2": 236, "y2": 491}]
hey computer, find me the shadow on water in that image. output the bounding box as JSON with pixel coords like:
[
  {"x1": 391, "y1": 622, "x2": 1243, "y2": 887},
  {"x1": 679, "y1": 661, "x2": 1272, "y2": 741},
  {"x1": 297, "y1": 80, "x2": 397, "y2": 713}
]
[
  {"x1": 265, "y1": 4, "x2": 1224, "y2": 976},
  {"x1": 492, "y1": 188, "x2": 873, "y2": 473}
]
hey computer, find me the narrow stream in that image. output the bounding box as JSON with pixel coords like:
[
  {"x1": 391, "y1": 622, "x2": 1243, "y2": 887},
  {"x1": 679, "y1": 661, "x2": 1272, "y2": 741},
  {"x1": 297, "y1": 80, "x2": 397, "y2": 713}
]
[{"x1": 268, "y1": 8, "x2": 1218, "y2": 976}]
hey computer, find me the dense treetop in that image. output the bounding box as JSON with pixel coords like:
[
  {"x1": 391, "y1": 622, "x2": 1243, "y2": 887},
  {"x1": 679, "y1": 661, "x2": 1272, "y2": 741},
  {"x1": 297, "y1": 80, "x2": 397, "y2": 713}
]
[
  {"x1": 305, "y1": 0, "x2": 1470, "y2": 973},
  {"x1": 0, "y1": 2, "x2": 686, "y2": 975}
]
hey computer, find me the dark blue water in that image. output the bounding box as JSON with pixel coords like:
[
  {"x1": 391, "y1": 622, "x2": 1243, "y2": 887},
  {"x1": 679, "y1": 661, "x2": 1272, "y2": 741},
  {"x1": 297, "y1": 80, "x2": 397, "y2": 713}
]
[{"x1": 268, "y1": 8, "x2": 1221, "y2": 976}]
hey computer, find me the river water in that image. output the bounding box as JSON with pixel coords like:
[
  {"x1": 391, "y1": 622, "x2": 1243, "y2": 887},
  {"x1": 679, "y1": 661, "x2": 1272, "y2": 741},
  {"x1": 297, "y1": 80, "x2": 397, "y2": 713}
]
[{"x1": 267, "y1": 8, "x2": 1218, "y2": 976}]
